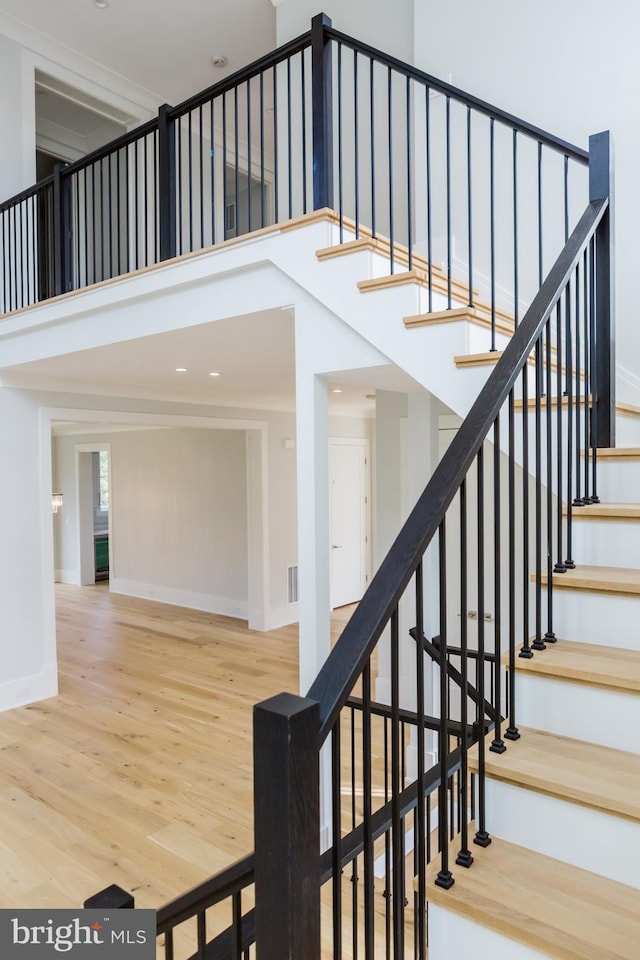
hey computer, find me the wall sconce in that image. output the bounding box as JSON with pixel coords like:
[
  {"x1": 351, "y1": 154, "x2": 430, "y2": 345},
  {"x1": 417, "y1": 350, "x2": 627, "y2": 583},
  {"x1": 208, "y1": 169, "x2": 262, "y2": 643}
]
[{"x1": 51, "y1": 493, "x2": 64, "y2": 514}]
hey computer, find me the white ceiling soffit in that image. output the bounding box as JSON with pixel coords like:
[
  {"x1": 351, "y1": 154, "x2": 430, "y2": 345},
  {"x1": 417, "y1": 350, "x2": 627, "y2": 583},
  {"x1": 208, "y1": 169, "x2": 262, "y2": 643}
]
[{"x1": 0, "y1": 0, "x2": 277, "y2": 106}]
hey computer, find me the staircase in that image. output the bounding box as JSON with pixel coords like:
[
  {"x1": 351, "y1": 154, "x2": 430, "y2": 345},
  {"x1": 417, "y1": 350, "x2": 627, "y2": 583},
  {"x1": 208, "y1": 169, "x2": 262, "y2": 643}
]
[
  {"x1": 1, "y1": 12, "x2": 637, "y2": 960},
  {"x1": 426, "y1": 442, "x2": 640, "y2": 958}
]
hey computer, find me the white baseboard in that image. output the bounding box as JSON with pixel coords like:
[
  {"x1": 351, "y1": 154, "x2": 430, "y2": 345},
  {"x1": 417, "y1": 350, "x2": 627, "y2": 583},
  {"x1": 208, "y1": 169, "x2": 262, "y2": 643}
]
[
  {"x1": 56, "y1": 568, "x2": 80, "y2": 585},
  {"x1": 0, "y1": 663, "x2": 58, "y2": 713},
  {"x1": 262, "y1": 603, "x2": 299, "y2": 632},
  {"x1": 109, "y1": 578, "x2": 249, "y2": 620}
]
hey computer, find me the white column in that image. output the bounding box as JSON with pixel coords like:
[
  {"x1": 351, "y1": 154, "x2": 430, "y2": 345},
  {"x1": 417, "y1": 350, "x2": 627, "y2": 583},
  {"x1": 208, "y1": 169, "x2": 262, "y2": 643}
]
[
  {"x1": 0, "y1": 387, "x2": 57, "y2": 710},
  {"x1": 296, "y1": 372, "x2": 330, "y2": 695}
]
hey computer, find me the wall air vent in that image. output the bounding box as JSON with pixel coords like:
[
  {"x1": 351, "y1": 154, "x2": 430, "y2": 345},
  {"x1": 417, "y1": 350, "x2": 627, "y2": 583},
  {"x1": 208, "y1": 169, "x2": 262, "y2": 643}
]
[{"x1": 287, "y1": 564, "x2": 299, "y2": 604}]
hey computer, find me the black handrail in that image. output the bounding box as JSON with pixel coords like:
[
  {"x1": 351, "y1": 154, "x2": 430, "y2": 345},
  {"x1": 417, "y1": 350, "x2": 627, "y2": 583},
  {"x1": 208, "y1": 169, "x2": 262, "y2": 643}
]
[
  {"x1": 0, "y1": 174, "x2": 53, "y2": 216},
  {"x1": 326, "y1": 25, "x2": 588, "y2": 164},
  {"x1": 156, "y1": 852, "x2": 254, "y2": 934},
  {"x1": 167, "y1": 30, "x2": 312, "y2": 118},
  {"x1": 308, "y1": 196, "x2": 608, "y2": 739}
]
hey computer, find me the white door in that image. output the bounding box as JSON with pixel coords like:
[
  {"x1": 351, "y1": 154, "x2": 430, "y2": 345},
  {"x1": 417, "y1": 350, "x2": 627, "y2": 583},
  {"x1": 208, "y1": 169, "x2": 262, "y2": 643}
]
[{"x1": 329, "y1": 439, "x2": 370, "y2": 609}]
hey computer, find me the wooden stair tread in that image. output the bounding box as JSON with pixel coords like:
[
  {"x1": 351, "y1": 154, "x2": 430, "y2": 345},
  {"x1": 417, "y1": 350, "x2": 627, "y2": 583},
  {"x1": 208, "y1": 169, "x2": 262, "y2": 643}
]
[
  {"x1": 403, "y1": 305, "x2": 515, "y2": 335},
  {"x1": 425, "y1": 834, "x2": 640, "y2": 960},
  {"x1": 539, "y1": 564, "x2": 640, "y2": 596},
  {"x1": 597, "y1": 447, "x2": 640, "y2": 459},
  {"x1": 566, "y1": 502, "x2": 640, "y2": 520},
  {"x1": 469, "y1": 727, "x2": 640, "y2": 823},
  {"x1": 503, "y1": 638, "x2": 640, "y2": 694}
]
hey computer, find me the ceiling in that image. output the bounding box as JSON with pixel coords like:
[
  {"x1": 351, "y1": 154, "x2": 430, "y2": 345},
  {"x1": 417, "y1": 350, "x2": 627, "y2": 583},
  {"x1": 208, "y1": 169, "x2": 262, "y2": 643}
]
[
  {"x1": 3, "y1": 307, "x2": 423, "y2": 417},
  {"x1": 0, "y1": 0, "x2": 278, "y2": 106}
]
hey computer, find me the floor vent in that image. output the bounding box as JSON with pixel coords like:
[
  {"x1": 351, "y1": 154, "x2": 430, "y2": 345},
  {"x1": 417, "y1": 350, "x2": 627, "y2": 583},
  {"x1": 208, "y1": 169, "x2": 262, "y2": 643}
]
[{"x1": 287, "y1": 564, "x2": 299, "y2": 604}]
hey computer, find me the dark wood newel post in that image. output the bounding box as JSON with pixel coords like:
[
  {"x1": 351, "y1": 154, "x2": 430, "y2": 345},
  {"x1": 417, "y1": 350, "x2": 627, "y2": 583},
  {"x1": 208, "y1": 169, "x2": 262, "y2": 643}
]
[
  {"x1": 311, "y1": 12, "x2": 334, "y2": 211},
  {"x1": 589, "y1": 130, "x2": 615, "y2": 448},
  {"x1": 254, "y1": 692, "x2": 320, "y2": 960},
  {"x1": 158, "y1": 103, "x2": 177, "y2": 261},
  {"x1": 52, "y1": 162, "x2": 70, "y2": 296}
]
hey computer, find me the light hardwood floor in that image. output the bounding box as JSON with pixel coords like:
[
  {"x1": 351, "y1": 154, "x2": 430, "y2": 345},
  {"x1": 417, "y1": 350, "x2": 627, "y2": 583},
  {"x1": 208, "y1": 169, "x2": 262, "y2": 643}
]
[{"x1": 0, "y1": 583, "x2": 354, "y2": 912}]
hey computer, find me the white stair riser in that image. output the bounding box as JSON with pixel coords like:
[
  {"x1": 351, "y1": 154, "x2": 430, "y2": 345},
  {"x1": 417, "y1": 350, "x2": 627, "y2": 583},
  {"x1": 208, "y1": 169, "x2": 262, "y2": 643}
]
[
  {"x1": 513, "y1": 672, "x2": 639, "y2": 754},
  {"x1": 428, "y1": 904, "x2": 547, "y2": 960},
  {"x1": 547, "y1": 588, "x2": 640, "y2": 650},
  {"x1": 614, "y1": 414, "x2": 640, "y2": 447},
  {"x1": 570, "y1": 517, "x2": 640, "y2": 567},
  {"x1": 483, "y1": 778, "x2": 640, "y2": 889},
  {"x1": 594, "y1": 458, "x2": 640, "y2": 502}
]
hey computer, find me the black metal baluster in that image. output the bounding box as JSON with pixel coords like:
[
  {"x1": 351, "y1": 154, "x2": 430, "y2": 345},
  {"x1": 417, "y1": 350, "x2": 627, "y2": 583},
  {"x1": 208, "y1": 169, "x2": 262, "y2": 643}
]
[
  {"x1": 491, "y1": 417, "x2": 507, "y2": 747},
  {"x1": 384, "y1": 717, "x2": 391, "y2": 960},
  {"x1": 247, "y1": 81, "x2": 253, "y2": 232},
  {"x1": 467, "y1": 108, "x2": 473, "y2": 308},
  {"x1": 362, "y1": 660, "x2": 374, "y2": 959},
  {"x1": 74, "y1": 172, "x2": 80, "y2": 288},
  {"x1": 388, "y1": 66, "x2": 394, "y2": 274},
  {"x1": 425, "y1": 84, "x2": 432, "y2": 312},
  {"x1": 565, "y1": 277, "x2": 576, "y2": 568},
  {"x1": 350, "y1": 708, "x2": 358, "y2": 960},
  {"x1": 520, "y1": 362, "x2": 533, "y2": 658},
  {"x1": 554, "y1": 300, "x2": 567, "y2": 573},
  {"x1": 564, "y1": 155, "x2": 569, "y2": 242},
  {"x1": 583, "y1": 249, "x2": 591, "y2": 501},
  {"x1": 153, "y1": 131, "x2": 158, "y2": 262},
  {"x1": 505, "y1": 388, "x2": 520, "y2": 739},
  {"x1": 272, "y1": 65, "x2": 278, "y2": 222},
  {"x1": 197, "y1": 909, "x2": 206, "y2": 960},
  {"x1": 331, "y1": 721, "x2": 342, "y2": 960},
  {"x1": 589, "y1": 238, "x2": 599, "y2": 502},
  {"x1": 286, "y1": 57, "x2": 292, "y2": 220},
  {"x1": 512, "y1": 130, "x2": 519, "y2": 327},
  {"x1": 354, "y1": 51, "x2": 359, "y2": 236},
  {"x1": 532, "y1": 335, "x2": 546, "y2": 652},
  {"x1": 301, "y1": 53, "x2": 307, "y2": 216},
  {"x1": 489, "y1": 117, "x2": 496, "y2": 349},
  {"x1": 164, "y1": 927, "x2": 173, "y2": 960},
  {"x1": 446, "y1": 96, "x2": 452, "y2": 307},
  {"x1": 199, "y1": 104, "x2": 204, "y2": 247},
  {"x1": 175, "y1": 116, "x2": 182, "y2": 255},
  {"x1": 456, "y1": 479, "x2": 474, "y2": 866},
  {"x1": 475, "y1": 448, "x2": 491, "y2": 846},
  {"x1": 234, "y1": 87, "x2": 240, "y2": 234},
  {"x1": 260, "y1": 73, "x2": 265, "y2": 228},
  {"x1": 337, "y1": 43, "x2": 343, "y2": 240},
  {"x1": 223, "y1": 93, "x2": 228, "y2": 238},
  {"x1": 435, "y1": 521, "x2": 454, "y2": 887},
  {"x1": 545, "y1": 315, "x2": 558, "y2": 642},
  {"x1": 415, "y1": 560, "x2": 428, "y2": 957},
  {"x1": 188, "y1": 109, "x2": 194, "y2": 250},
  {"x1": 574, "y1": 262, "x2": 584, "y2": 507},
  {"x1": 406, "y1": 75, "x2": 412, "y2": 270},
  {"x1": 537, "y1": 141, "x2": 543, "y2": 287},
  {"x1": 232, "y1": 893, "x2": 242, "y2": 960},
  {"x1": 142, "y1": 135, "x2": 149, "y2": 265},
  {"x1": 99, "y1": 158, "x2": 105, "y2": 280},
  {"x1": 370, "y1": 57, "x2": 376, "y2": 239},
  {"x1": 391, "y1": 606, "x2": 406, "y2": 950},
  {"x1": 210, "y1": 97, "x2": 216, "y2": 244},
  {"x1": 117, "y1": 151, "x2": 122, "y2": 276}
]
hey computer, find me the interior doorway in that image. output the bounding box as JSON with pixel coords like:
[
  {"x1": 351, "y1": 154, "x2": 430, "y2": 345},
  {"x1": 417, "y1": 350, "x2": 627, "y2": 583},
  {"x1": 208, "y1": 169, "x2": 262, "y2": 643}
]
[
  {"x1": 77, "y1": 444, "x2": 111, "y2": 586},
  {"x1": 329, "y1": 438, "x2": 371, "y2": 609}
]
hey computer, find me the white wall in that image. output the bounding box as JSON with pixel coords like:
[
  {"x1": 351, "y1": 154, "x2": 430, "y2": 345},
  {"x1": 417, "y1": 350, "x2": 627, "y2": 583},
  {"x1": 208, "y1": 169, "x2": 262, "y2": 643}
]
[
  {"x1": 53, "y1": 427, "x2": 249, "y2": 616},
  {"x1": 414, "y1": 0, "x2": 640, "y2": 379},
  {"x1": 275, "y1": 0, "x2": 414, "y2": 62}
]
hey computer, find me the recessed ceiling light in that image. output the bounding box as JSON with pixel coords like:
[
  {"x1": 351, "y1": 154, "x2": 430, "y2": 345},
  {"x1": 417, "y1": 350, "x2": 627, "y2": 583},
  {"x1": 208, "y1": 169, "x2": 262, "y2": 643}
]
[
  {"x1": 94, "y1": 0, "x2": 109, "y2": 8},
  {"x1": 175, "y1": 367, "x2": 187, "y2": 373},
  {"x1": 211, "y1": 55, "x2": 227, "y2": 68},
  {"x1": 208, "y1": 371, "x2": 221, "y2": 377},
  {"x1": 332, "y1": 388, "x2": 343, "y2": 394}
]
